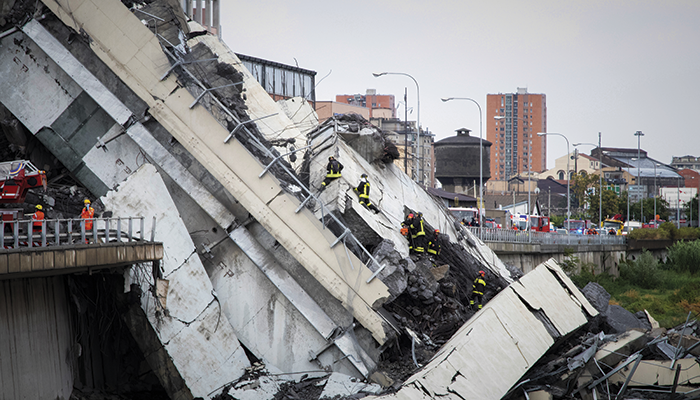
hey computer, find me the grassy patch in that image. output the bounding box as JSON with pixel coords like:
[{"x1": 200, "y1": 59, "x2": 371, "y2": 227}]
[{"x1": 570, "y1": 248, "x2": 700, "y2": 328}]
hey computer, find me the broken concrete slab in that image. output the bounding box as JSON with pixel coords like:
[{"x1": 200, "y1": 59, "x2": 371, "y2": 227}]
[
  {"x1": 379, "y1": 260, "x2": 594, "y2": 399},
  {"x1": 609, "y1": 358, "x2": 700, "y2": 386},
  {"x1": 319, "y1": 372, "x2": 382, "y2": 399},
  {"x1": 44, "y1": 0, "x2": 395, "y2": 347},
  {"x1": 101, "y1": 164, "x2": 250, "y2": 397},
  {"x1": 594, "y1": 330, "x2": 647, "y2": 368}
]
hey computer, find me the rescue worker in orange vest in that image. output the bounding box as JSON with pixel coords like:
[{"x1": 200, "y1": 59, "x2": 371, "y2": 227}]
[
  {"x1": 401, "y1": 213, "x2": 416, "y2": 251},
  {"x1": 354, "y1": 173, "x2": 380, "y2": 214},
  {"x1": 32, "y1": 204, "x2": 44, "y2": 232},
  {"x1": 321, "y1": 156, "x2": 343, "y2": 190},
  {"x1": 471, "y1": 270, "x2": 486, "y2": 310},
  {"x1": 81, "y1": 199, "x2": 94, "y2": 231},
  {"x1": 427, "y1": 229, "x2": 441, "y2": 256}
]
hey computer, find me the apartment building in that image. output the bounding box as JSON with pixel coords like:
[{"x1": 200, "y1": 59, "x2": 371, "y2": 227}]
[{"x1": 486, "y1": 88, "x2": 546, "y2": 181}]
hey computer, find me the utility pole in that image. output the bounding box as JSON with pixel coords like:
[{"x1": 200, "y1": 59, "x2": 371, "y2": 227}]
[{"x1": 403, "y1": 87, "x2": 408, "y2": 174}]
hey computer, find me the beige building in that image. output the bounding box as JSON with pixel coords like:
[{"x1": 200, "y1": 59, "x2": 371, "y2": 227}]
[{"x1": 541, "y1": 151, "x2": 602, "y2": 181}]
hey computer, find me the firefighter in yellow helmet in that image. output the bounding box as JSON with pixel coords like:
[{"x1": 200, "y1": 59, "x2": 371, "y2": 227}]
[
  {"x1": 81, "y1": 199, "x2": 94, "y2": 231},
  {"x1": 32, "y1": 204, "x2": 45, "y2": 232},
  {"x1": 471, "y1": 270, "x2": 486, "y2": 310}
]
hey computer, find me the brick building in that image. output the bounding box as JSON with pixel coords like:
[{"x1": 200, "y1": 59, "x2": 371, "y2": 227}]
[
  {"x1": 335, "y1": 89, "x2": 395, "y2": 119},
  {"x1": 486, "y1": 88, "x2": 546, "y2": 181}
]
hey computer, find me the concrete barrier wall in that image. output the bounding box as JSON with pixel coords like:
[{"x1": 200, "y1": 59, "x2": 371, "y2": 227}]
[{"x1": 488, "y1": 242, "x2": 627, "y2": 276}]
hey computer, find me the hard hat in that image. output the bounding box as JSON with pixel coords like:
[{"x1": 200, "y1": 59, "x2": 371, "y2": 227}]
[
  {"x1": 35, "y1": 204, "x2": 43, "y2": 210},
  {"x1": 361, "y1": 173, "x2": 368, "y2": 178},
  {"x1": 479, "y1": 270, "x2": 485, "y2": 276},
  {"x1": 408, "y1": 213, "x2": 414, "y2": 219},
  {"x1": 328, "y1": 156, "x2": 335, "y2": 161},
  {"x1": 434, "y1": 229, "x2": 440, "y2": 233},
  {"x1": 84, "y1": 199, "x2": 91, "y2": 204}
]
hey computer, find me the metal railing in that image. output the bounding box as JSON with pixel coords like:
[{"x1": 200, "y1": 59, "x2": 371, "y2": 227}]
[
  {"x1": 157, "y1": 44, "x2": 389, "y2": 283},
  {"x1": 467, "y1": 227, "x2": 627, "y2": 246},
  {"x1": 1, "y1": 216, "x2": 156, "y2": 249}
]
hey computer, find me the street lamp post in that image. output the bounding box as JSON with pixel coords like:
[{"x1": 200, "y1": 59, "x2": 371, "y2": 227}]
[
  {"x1": 374, "y1": 72, "x2": 421, "y2": 184},
  {"x1": 626, "y1": 179, "x2": 631, "y2": 233},
  {"x1": 654, "y1": 163, "x2": 658, "y2": 226},
  {"x1": 677, "y1": 174, "x2": 681, "y2": 228},
  {"x1": 573, "y1": 133, "x2": 603, "y2": 242},
  {"x1": 495, "y1": 114, "x2": 533, "y2": 242},
  {"x1": 538, "y1": 132, "x2": 571, "y2": 233},
  {"x1": 634, "y1": 131, "x2": 644, "y2": 222},
  {"x1": 441, "y1": 97, "x2": 483, "y2": 240}
]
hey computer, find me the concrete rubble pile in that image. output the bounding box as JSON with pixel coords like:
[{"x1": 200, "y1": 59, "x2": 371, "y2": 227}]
[
  {"x1": 500, "y1": 282, "x2": 700, "y2": 400},
  {"x1": 0, "y1": 1, "x2": 642, "y2": 399}
]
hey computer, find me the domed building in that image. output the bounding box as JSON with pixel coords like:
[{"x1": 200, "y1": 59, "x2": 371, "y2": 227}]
[{"x1": 434, "y1": 128, "x2": 491, "y2": 194}]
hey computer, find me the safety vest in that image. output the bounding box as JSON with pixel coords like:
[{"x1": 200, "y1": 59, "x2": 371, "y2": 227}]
[
  {"x1": 356, "y1": 180, "x2": 370, "y2": 199},
  {"x1": 32, "y1": 210, "x2": 44, "y2": 229},
  {"x1": 81, "y1": 206, "x2": 94, "y2": 229},
  {"x1": 326, "y1": 160, "x2": 343, "y2": 178},
  {"x1": 472, "y1": 277, "x2": 486, "y2": 295},
  {"x1": 410, "y1": 218, "x2": 425, "y2": 239}
]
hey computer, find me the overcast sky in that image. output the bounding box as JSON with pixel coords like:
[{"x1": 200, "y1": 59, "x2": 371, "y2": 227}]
[{"x1": 221, "y1": 0, "x2": 699, "y2": 170}]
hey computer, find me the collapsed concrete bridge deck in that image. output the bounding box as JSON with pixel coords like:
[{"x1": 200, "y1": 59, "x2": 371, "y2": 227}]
[{"x1": 0, "y1": 1, "x2": 610, "y2": 399}]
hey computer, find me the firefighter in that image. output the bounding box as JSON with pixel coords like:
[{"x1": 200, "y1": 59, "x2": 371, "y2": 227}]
[
  {"x1": 320, "y1": 156, "x2": 343, "y2": 190},
  {"x1": 427, "y1": 229, "x2": 441, "y2": 256},
  {"x1": 354, "y1": 173, "x2": 380, "y2": 214},
  {"x1": 471, "y1": 270, "x2": 486, "y2": 310},
  {"x1": 32, "y1": 204, "x2": 44, "y2": 232},
  {"x1": 409, "y1": 212, "x2": 427, "y2": 254},
  {"x1": 81, "y1": 199, "x2": 94, "y2": 232}
]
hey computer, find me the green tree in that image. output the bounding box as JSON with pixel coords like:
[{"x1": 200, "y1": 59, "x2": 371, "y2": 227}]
[
  {"x1": 684, "y1": 194, "x2": 699, "y2": 227},
  {"x1": 587, "y1": 188, "x2": 625, "y2": 223},
  {"x1": 629, "y1": 197, "x2": 671, "y2": 223},
  {"x1": 570, "y1": 172, "x2": 597, "y2": 210},
  {"x1": 550, "y1": 215, "x2": 566, "y2": 228}
]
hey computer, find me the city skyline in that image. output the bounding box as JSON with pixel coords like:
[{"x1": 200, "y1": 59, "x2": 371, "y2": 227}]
[{"x1": 221, "y1": 1, "x2": 699, "y2": 169}]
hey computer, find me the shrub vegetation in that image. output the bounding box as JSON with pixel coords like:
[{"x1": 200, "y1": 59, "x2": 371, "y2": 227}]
[{"x1": 571, "y1": 242, "x2": 700, "y2": 328}]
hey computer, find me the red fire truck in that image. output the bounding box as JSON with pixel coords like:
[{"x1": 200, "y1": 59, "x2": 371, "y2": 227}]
[{"x1": 1, "y1": 160, "x2": 47, "y2": 232}]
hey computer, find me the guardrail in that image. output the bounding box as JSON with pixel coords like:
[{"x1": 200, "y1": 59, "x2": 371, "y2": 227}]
[
  {"x1": 466, "y1": 227, "x2": 627, "y2": 246},
  {"x1": 1, "y1": 216, "x2": 156, "y2": 249}
]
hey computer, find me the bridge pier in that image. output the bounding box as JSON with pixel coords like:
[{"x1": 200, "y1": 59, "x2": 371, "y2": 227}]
[{"x1": 0, "y1": 276, "x2": 74, "y2": 399}]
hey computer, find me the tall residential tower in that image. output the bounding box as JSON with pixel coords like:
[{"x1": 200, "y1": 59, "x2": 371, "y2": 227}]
[{"x1": 486, "y1": 88, "x2": 546, "y2": 181}]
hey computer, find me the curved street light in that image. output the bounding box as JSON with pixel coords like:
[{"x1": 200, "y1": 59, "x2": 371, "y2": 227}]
[
  {"x1": 573, "y1": 132, "x2": 603, "y2": 237},
  {"x1": 538, "y1": 132, "x2": 571, "y2": 233},
  {"x1": 373, "y1": 72, "x2": 422, "y2": 184},
  {"x1": 634, "y1": 131, "x2": 645, "y2": 222},
  {"x1": 441, "y1": 97, "x2": 483, "y2": 240}
]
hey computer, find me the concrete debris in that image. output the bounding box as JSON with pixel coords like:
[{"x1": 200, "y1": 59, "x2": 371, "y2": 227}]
[
  {"x1": 503, "y1": 283, "x2": 700, "y2": 400},
  {"x1": 581, "y1": 282, "x2": 611, "y2": 313},
  {"x1": 5, "y1": 1, "x2": 691, "y2": 400},
  {"x1": 211, "y1": 368, "x2": 382, "y2": 400},
  {"x1": 582, "y1": 282, "x2": 650, "y2": 333},
  {"x1": 319, "y1": 372, "x2": 383, "y2": 399}
]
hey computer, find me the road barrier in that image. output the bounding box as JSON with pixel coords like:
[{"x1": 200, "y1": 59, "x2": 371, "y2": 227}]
[
  {"x1": 466, "y1": 227, "x2": 626, "y2": 246},
  {"x1": 1, "y1": 216, "x2": 155, "y2": 249}
]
